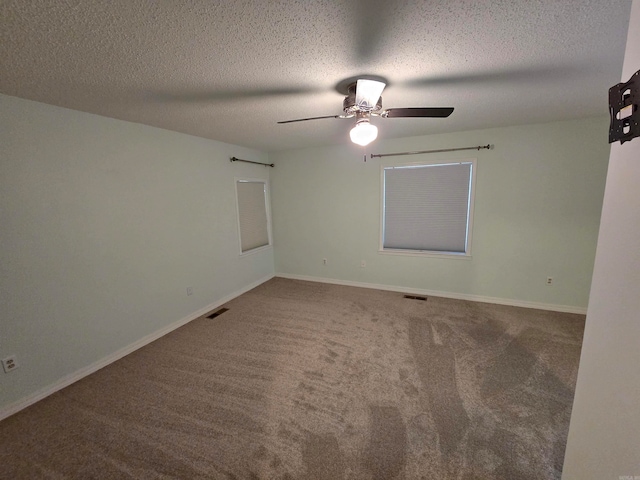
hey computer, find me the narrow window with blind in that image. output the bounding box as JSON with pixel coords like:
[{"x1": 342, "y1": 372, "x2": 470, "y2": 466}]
[
  {"x1": 235, "y1": 179, "x2": 271, "y2": 255},
  {"x1": 381, "y1": 159, "x2": 476, "y2": 257}
]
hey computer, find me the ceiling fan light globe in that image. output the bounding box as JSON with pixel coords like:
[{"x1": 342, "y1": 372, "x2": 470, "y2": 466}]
[{"x1": 350, "y1": 121, "x2": 378, "y2": 146}]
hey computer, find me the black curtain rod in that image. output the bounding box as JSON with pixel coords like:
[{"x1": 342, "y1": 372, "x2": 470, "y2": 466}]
[
  {"x1": 230, "y1": 157, "x2": 274, "y2": 167},
  {"x1": 370, "y1": 144, "x2": 491, "y2": 159}
]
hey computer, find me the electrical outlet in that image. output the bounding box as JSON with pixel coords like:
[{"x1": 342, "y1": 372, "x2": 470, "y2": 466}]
[
  {"x1": 2, "y1": 355, "x2": 19, "y2": 373},
  {"x1": 322, "y1": 258, "x2": 327, "y2": 265},
  {"x1": 360, "y1": 260, "x2": 366, "y2": 268},
  {"x1": 186, "y1": 286, "x2": 193, "y2": 296},
  {"x1": 546, "y1": 277, "x2": 553, "y2": 285}
]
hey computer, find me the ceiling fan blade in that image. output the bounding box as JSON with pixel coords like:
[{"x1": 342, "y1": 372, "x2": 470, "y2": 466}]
[
  {"x1": 277, "y1": 115, "x2": 342, "y2": 124},
  {"x1": 355, "y1": 79, "x2": 386, "y2": 110},
  {"x1": 384, "y1": 107, "x2": 454, "y2": 118}
]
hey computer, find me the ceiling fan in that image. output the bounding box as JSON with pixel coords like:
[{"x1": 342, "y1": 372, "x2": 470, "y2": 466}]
[{"x1": 277, "y1": 78, "x2": 454, "y2": 146}]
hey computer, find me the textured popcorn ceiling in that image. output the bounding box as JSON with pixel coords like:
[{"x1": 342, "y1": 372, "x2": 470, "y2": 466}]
[{"x1": 0, "y1": 0, "x2": 632, "y2": 152}]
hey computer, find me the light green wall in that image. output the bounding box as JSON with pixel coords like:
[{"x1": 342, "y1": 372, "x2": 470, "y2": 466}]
[
  {"x1": 270, "y1": 117, "x2": 610, "y2": 309},
  {"x1": 0, "y1": 94, "x2": 274, "y2": 410}
]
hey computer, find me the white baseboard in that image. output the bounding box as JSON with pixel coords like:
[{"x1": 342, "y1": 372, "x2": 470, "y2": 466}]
[
  {"x1": 0, "y1": 274, "x2": 274, "y2": 422},
  {"x1": 276, "y1": 273, "x2": 587, "y2": 315}
]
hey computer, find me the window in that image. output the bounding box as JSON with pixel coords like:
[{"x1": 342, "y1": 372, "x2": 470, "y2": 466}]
[
  {"x1": 235, "y1": 179, "x2": 271, "y2": 254},
  {"x1": 381, "y1": 159, "x2": 476, "y2": 257}
]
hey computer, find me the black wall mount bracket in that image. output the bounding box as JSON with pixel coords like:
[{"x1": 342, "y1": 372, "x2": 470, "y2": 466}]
[{"x1": 609, "y1": 68, "x2": 640, "y2": 144}]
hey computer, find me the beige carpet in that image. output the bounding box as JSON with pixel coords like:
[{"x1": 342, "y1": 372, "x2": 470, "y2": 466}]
[{"x1": 0, "y1": 278, "x2": 584, "y2": 479}]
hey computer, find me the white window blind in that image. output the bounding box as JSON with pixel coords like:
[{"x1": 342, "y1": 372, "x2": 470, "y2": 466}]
[
  {"x1": 382, "y1": 161, "x2": 474, "y2": 254},
  {"x1": 236, "y1": 180, "x2": 270, "y2": 253}
]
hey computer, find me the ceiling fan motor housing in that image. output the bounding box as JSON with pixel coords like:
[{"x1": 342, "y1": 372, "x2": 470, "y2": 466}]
[{"x1": 343, "y1": 82, "x2": 383, "y2": 114}]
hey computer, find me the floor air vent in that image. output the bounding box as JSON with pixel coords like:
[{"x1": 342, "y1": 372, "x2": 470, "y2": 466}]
[
  {"x1": 404, "y1": 295, "x2": 427, "y2": 301},
  {"x1": 207, "y1": 308, "x2": 229, "y2": 319}
]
